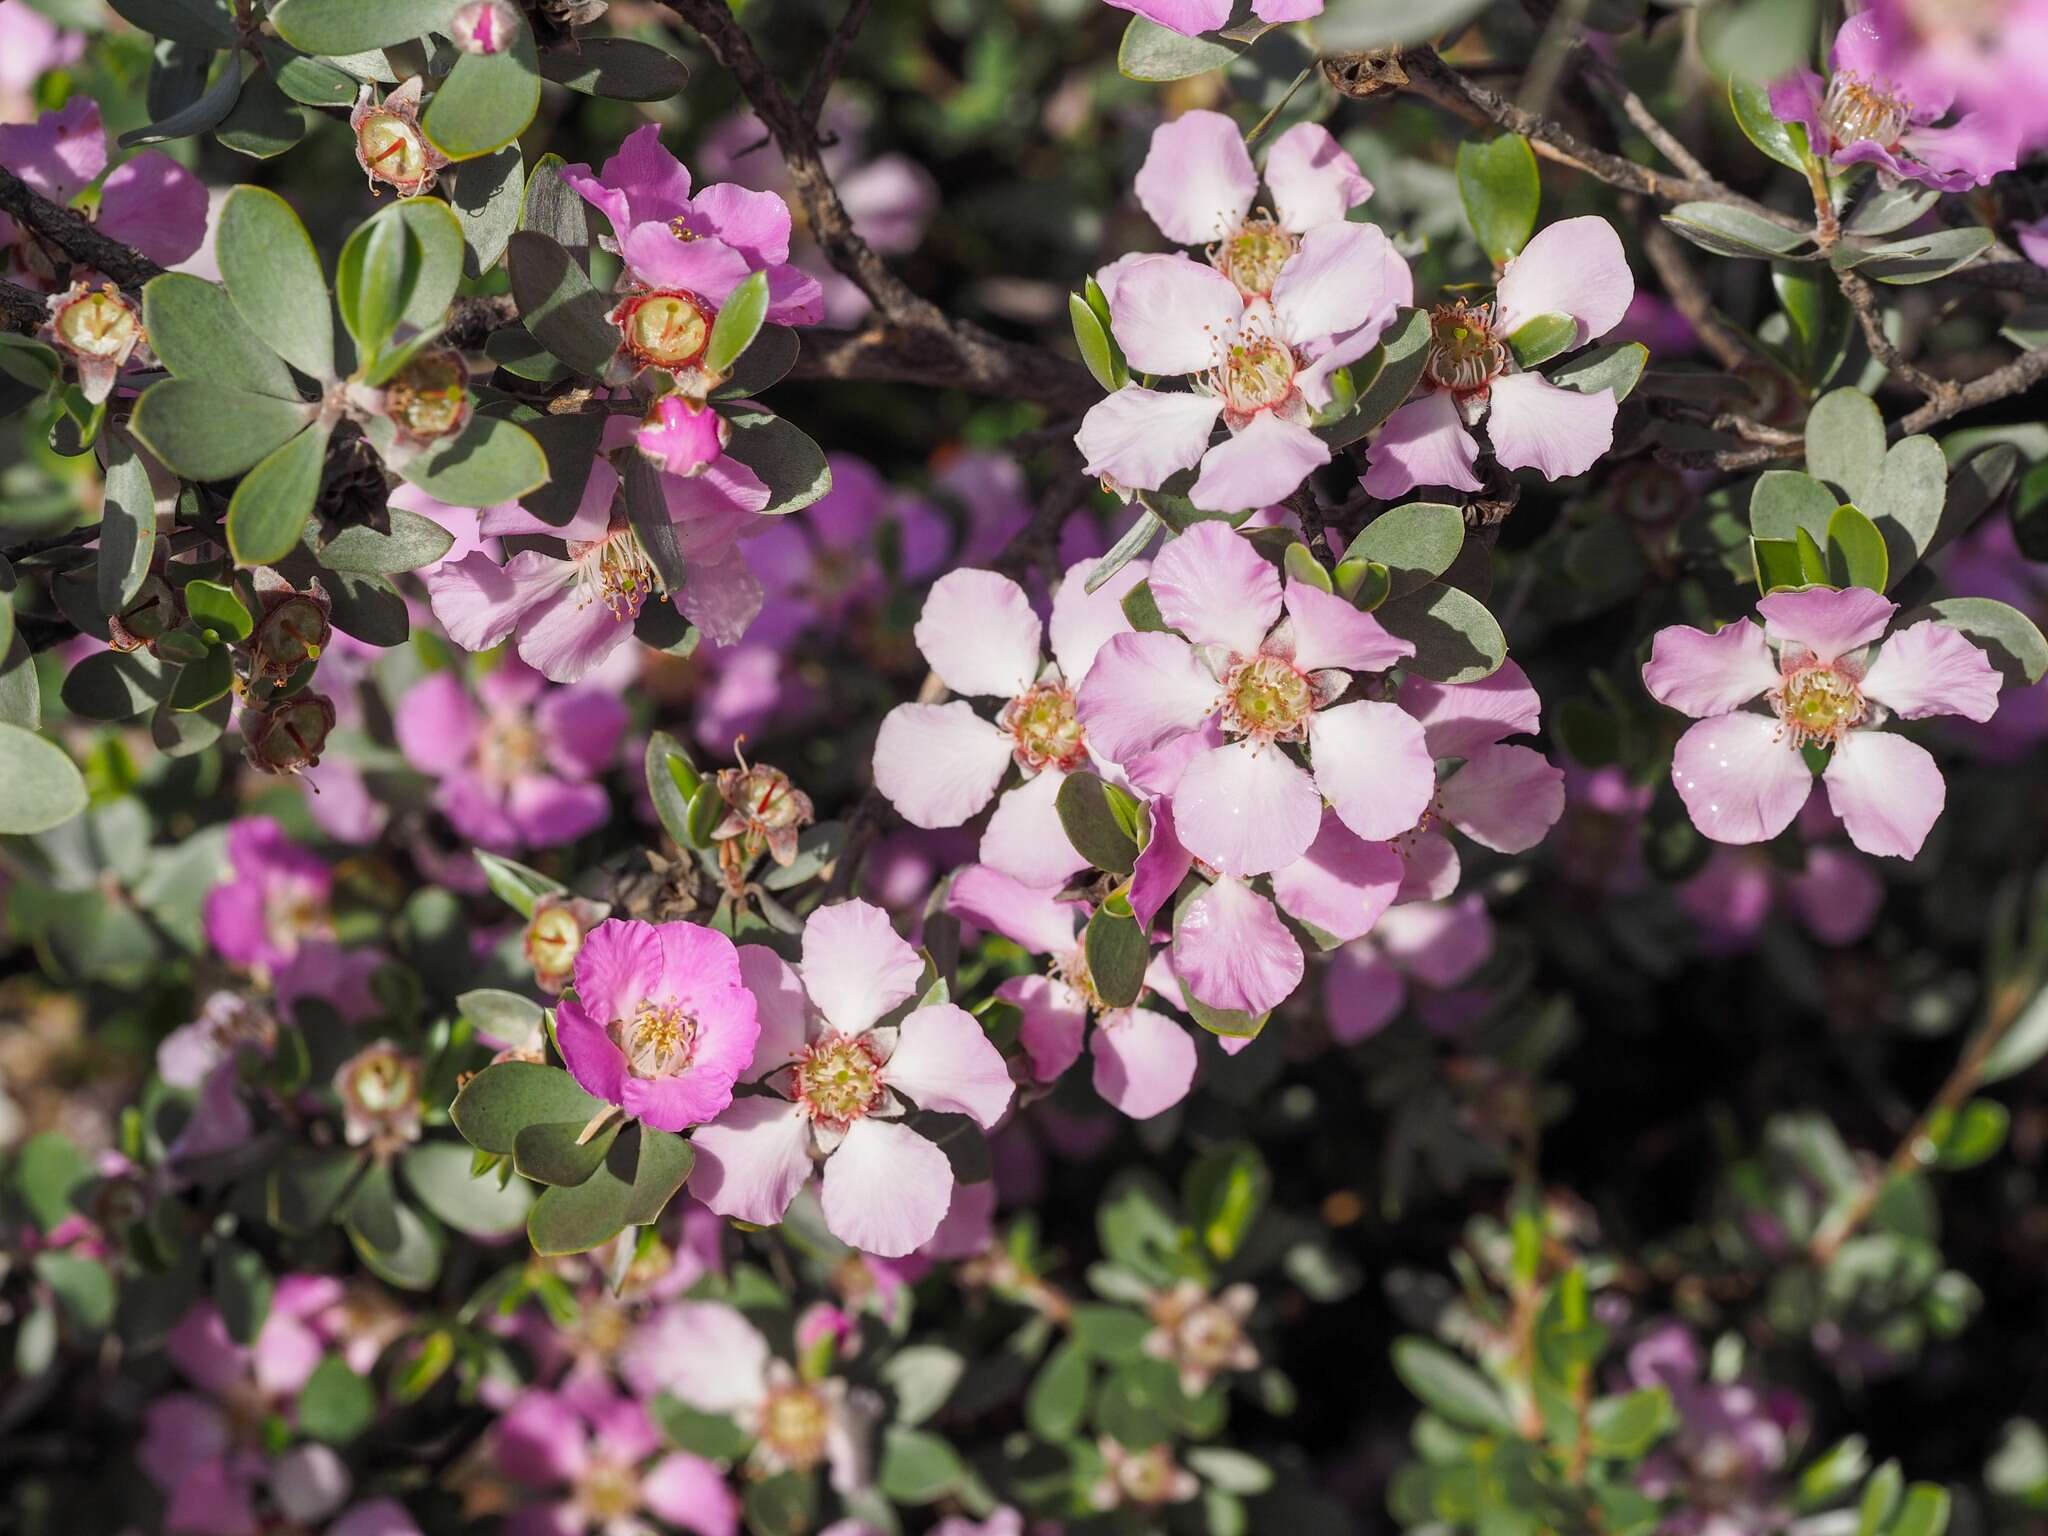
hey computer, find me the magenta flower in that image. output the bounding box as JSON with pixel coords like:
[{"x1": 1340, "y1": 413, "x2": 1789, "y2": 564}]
[
  {"x1": 1769, "y1": 13, "x2": 2018, "y2": 191},
  {"x1": 1103, "y1": 0, "x2": 1321, "y2": 38},
  {"x1": 1629, "y1": 1324, "x2": 1804, "y2": 1536},
  {"x1": 393, "y1": 657, "x2": 625, "y2": 853},
  {"x1": 1319, "y1": 894, "x2": 1494, "y2": 1043},
  {"x1": 1129, "y1": 111, "x2": 1392, "y2": 298},
  {"x1": 872, "y1": 559, "x2": 1146, "y2": 890},
  {"x1": 689, "y1": 901, "x2": 1014, "y2": 1257},
  {"x1": 0, "y1": 98, "x2": 206, "y2": 290},
  {"x1": 423, "y1": 420, "x2": 773, "y2": 681},
  {"x1": 203, "y1": 817, "x2": 336, "y2": 976},
  {"x1": 948, "y1": 865, "x2": 1198, "y2": 1119},
  {"x1": 1643, "y1": 586, "x2": 2002, "y2": 858},
  {"x1": 562, "y1": 122, "x2": 823, "y2": 386},
  {"x1": 1678, "y1": 802, "x2": 1885, "y2": 952},
  {"x1": 495, "y1": 1385, "x2": 738, "y2": 1536},
  {"x1": 1078, "y1": 226, "x2": 1404, "y2": 512},
  {"x1": 1077, "y1": 522, "x2": 1433, "y2": 879},
  {"x1": 0, "y1": 6, "x2": 84, "y2": 109},
  {"x1": 1362, "y1": 217, "x2": 1635, "y2": 500},
  {"x1": 554, "y1": 918, "x2": 761, "y2": 1133},
  {"x1": 1860, "y1": 0, "x2": 2048, "y2": 151}
]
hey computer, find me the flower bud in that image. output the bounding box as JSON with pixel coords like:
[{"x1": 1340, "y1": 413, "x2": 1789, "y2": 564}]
[
  {"x1": 611, "y1": 289, "x2": 713, "y2": 374},
  {"x1": 523, "y1": 895, "x2": 608, "y2": 995},
  {"x1": 241, "y1": 693, "x2": 338, "y2": 775},
  {"x1": 350, "y1": 79, "x2": 447, "y2": 198},
  {"x1": 108, "y1": 574, "x2": 175, "y2": 652},
  {"x1": 450, "y1": 0, "x2": 520, "y2": 53},
  {"x1": 635, "y1": 393, "x2": 727, "y2": 478},
  {"x1": 45, "y1": 281, "x2": 145, "y2": 403},
  {"x1": 334, "y1": 1040, "x2": 424, "y2": 1152},
  {"x1": 383, "y1": 350, "x2": 471, "y2": 444},
  {"x1": 714, "y1": 760, "x2": 815, "y2": 869},
  {"x1": 247, "y1": 573, "x2": 332, "y2": 697}
]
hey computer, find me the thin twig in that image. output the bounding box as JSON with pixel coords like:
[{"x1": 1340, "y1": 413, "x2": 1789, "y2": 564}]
[
  {"x1": 1637, "y1": 219, "x2": 1764, "y2": 375},
  {"x1": 1837, "y1": 268, "x2": 1956, "y2": 405},
  {"x1": 0, "y1": 165, "x2": 164, "y2": 290},
  {"x1": 1576, "y1": 52, "x2": 1713, "y2": 183},
  {"x1": 798, "y1": 0, "x2": 875, "y2": 130}
]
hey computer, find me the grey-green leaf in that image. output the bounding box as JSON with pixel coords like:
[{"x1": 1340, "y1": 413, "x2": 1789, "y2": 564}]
[
  {"x1": 0, "y1": 724, "x2": 88, "y2": 834},
  {"x1": 217, "y1": 186, "x2": 334, "y2": 381},
  {"x1": 129, "y1": 380, "x2": 313, "y2": 482},
  {"x1": 141, "y1": 273, "x2": 300, "y2": 399}
]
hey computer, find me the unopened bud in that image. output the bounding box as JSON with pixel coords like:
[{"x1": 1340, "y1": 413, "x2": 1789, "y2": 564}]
[
  {"x1": 384, "y1": 350, "x2": 471, "y2": 443},
  {"x1": 335, "y1": 1041, "x2": 423, "y2": 1152},
  {"x1": 350, "y1": 79, "x2": 446, "y2": 198},
  {"x1": 241, "y1": 692, "x2": 338, "y2": 775},
  {"x1": 248, "y1": 574, "x2": 333, "y2": 696},
  {"x1": 450, "y1": 0, "x2": 520, "y2": 53},
  {"x1": 46, "y1": 281, "x2": 145, "y2": 403}
]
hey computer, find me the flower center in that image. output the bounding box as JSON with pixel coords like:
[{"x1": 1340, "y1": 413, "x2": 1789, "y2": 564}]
[
  {"x1": 616, "y1": 290, "x2": 712, "y2": 369},
  {"x1": 1116, "y1": 1445, "x2": 1186, "y2": 1506},
  {"x1": 1823, "y1": 72, "x2": 1913, "y2": 150},
  {"x1": 478, "y1": 710, "x2": 542, "y2": 788},
  {"x1": 264, "y1": 881, "x2": 327, "y2": 957},
  {"x1": 1773, "y1": 661, "x2": 1866, "y2": 749},
  {"x1": 1001, "y1": 681, "x2": 1087, "y2": 772},
  {"x1": 345, "y1": 1050, "x2": 418, "y2": 1115},
  {"x1": 54, "y1": 287, "x2": 138, "y2": 359},
  {"x1": 571, "y1": 518, "x2": 665, "y2": 622},
  {"x1": 758, "y1": 1384, "x2": 830, "y2": 1470},
  {"x1": 1222, "y1": 653, "x2": 1315, "y2": 741},
  {"x1": 612, "y1": 998, "x2": 698, "y2": 1079},
  {"x1": 384, "y1": 350, "x2": 469, "y2": 441},
  {"x1": 1213, "y1": 215, "x2": 1296, "y2": 299},
  {"x1": 1220, "y1": 334, "x2": 1297, "y2": 416},
  {"x1": 1051, "y1": 945, "x2": 1105, "y2": 1013},
  {"x1": 358, "y1": 112, "x2": 430, "y2": 191},
  {"x1": 791, "y1": 1032, "x2": 886, "y2": 1130},
  {"x1": 1423, "y1": 301, "x2": 1508, "y2": 394},
  {"x1": 574, "y1": 1455, "x2": 642, "y2": 1524}
]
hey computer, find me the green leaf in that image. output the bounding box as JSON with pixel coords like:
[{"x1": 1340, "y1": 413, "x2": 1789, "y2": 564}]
[
  {"x1": 1184, "y1": 1141, "x2": 1268, "y2": 1262},
  {"x1": 1346, "y1": 502, "x2": 1465, "y2": 599},
  {"x1": 216, "y1": 72, "x2": 306, "y2": 159},
  {"x1": 1315, "y1": 0, "x2": 1492, "y2": 48},
  {"x1": 1774, "y1": 263, "x2": 1852, "y2": 387},
  {"x1": 1456, "y1": 134, "x2": 1540, "y2": 266},
  {"x1": 35, "y1": 1251, "x2": 114, "y2": 1333},
  {"x1": 107, "y1": 0, "x2": 236, "y2": 48},
  {"x1": 450, "y1": 143, "x2": 525, "y2": 277},
  {"x1": 1026, "y1": 1342, "x2": 1090, "y2": 1440},
  {"x1": 685, "y1": 780, "x2": 724, "y2": 849},
  {"x1": 1981, "y1": 988, "x2": 2048, "y2": 1085},
  {"x1": 1391, "y1": 1336, "x2": 1516, "y2": 1434},
  {"x1": 227, "y1": 421, "x2": 329, "y2": 568},
  {"x1": 422, "y1": 26, "x2": 541, "y2": 161},
  {"x1": 1283, "y1": 541, "x2": 1332, "y2": 593},
  {"x1": 1913, "y1": 597, "x2": 2048, "y2": 688},
  {"x1": 12, "y1": 1133, "x2": 91, "y2": 1232},
  {"x1": 1698, "y1": 0, "x2": 1817, "y2": 83},
  {"x1": 1585, "y1": 1387, "x2": 1671, "y2": 1458},
  {"x1": 399, "y1": 1140, "x2": 533, "y2": 1236},
  {"x1": 395, "y1": 414, "x2": 548, "y2": 507},
  {"x1": 505, "y1": 230, "x2": 617, "y2": 375},
  {"x1": 317, "y1": 508, "x2": 455, "y2": 575},
  {"x1": 704, "y1": 269, "x2": 769, "y2": 378},
  {"x1": 519, "y1": 153, "x2": 596, "y2": 260},
  {"x1": 1187, "y1": 1448, "x2": 1273, "y2": 1495},
  {"x1": 392, "y1": 198, "x2": 468, "y2": 335},
  {"x1": 1750, "y1": 469, "x2": 1839, "y2": 546},
  {"x1": 1825, "y1": 504, "x2": 1889, "y2": 592},
  {"x1": 1845, "y1": 227, "x2": 1994, "y2": 286},
  {"x1": 1084, "y1": 907, "x2": 1149, "y2": 1010},
  {"x1": 710, "y1": 323, "x2": 799, "y2": 401},
  {"x1": 1372, "y1": 582, "x2": 1506, "y2": 684},
  {"x1": 347, "y1": 1195, "x2": 443, "y2": 1291},
  {"x1": 129, "y1": 380, "x2": 312, "y2": 481},
  {"x1": 212, "y1": 1241, "x2": 273, "y2": 1345},
  {"x1": 1805, "y1": 388, "x2": 1887, "y2": 504},
  {"x1": 526, "y1": 1124, "x2": 694, "y2": 1255},
  {"x1": 217, "y1": 186, "x2": 335, "y2": 381},
  {"x1": 1507, "y1": 311, "x2": 1578, "y2": 370},
  {"x1": 1320, "y1": 307, "x2": 1429, "y2": 449},
  {"x1": 1663, "y1": 202, "x2": 1816, "y2": 261},
  {"x1": 1072, "y1": 1303, "x2": 1152, "y2": 1360},
  {"x1": 1086, "y1": 508, "x2": 1161, "y2": 593},
  {"x1": 269, "y1": 0, "x2": 459, "y2": 53},
  {"x1": 1337, "y1": 558, "x2": 1392, "y2": 610},
  {"x1": 298, "y1": 1354, "x2": 377, "y2": 1444},
  {"x1": 1863, "y1": 435, "x2": 1947, "y2": 578},
  {"x1": 742, "y1": 1472, "x2": 816, "y2": 1536},
  {"x1": 1070, "y1": 290, "x2": 1121, "y2": 393},
  {"x1": 264, "y1": 44, "x2": 361, "y2": 108},
  {"x1": 720, "y1": 409, "x2": 832, "y2": 516},
  {"x1": 141, "y1": 273, "x2": 300, "y2": 398},
  {"x1": 337, "y1": 208, "x2": 421, "y2": 360},
  {"x1": 652, "y1": 1399, "x2": 753, "y2": 1460},
  {"x1": 0, "y1": 724, "x2": 88, "y2": 834},
  {"x1": 184, "y1": 578, "x2": 253, "y2": 641},
  {"x1": 1549, "y1": 341, "x2": 1649, "y2": 402},
  {"x1": 1925, "y1": 1098, "x2": 2008, "y2": 1171},
  {"x1": 881, "y1": 1345, "x2": 965, "y2": 1426},
  {"x1": 266, "y1": 1149, "x2": 363, "y2": 1233},
  {"x1": 97, "y1": 434, "x2": 156, "y2": 618},
  {"x1": 450, "y1": 1062, "x2": 606, "y2": 1157},
  {"x1": 473, "y1": 849, "x2": 568, "y2": 918},
  {"x1": 1729, "y1": 76, "x2": 1812, "y2": 171},
  {"x1": 167, "y1": 645, "x2": 231, "y2": 712},
  {"x1": 1118, "y1": 15, "x2": 1241, "y2": 80},
  {"x1": 1795, "y1": 526, "x2": 1831, "y2": 586},
  {"x1": 1056, "y1": 772, "x2": 1141, "y2": 876},
  {"x1": 1846, "y1": 183, "x2": 1942, "y2": 239},
  {"x1": 537, "y1": 36, "x2": 691, "y2": 99},
  {"x1": 876, "y1": 1425, "x2": 966, "y2": 1504},
  {"x1": 1121, "y1": 578, "x2": 1167, "y2": 631},
  {"x1": 1888, "y1": 1484, "x2": 1951, "y2": 1536},
  {"x1": 117, "y1": 51, "x2": 242, "y2": 148},
  {"x1": 1857, "y1": 1460, "x2": 1903, "y2": 1536},
  {"x1": 645, "y1": 730, "x2": 701, "y2": 848},
  {"x1": 514, "y1": 1116, "x2": 622, "y2": 1187}
]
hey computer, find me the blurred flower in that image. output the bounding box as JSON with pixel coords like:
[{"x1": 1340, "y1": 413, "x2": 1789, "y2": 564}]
[
  {"x1": 1103, "y1": 0, "x2": 1320, "y2": 37},
  {"x1": 1320, "y1": 894, "x2": 1494, "y2": 1042},
  {"x1": 1089, "y1": 1438, "x2": 1199, "y2": 1510},
  {"x1": 333, "y1": 1040, "x2": 424, "y2": 1153},
  {"x1": 1629, "y1": 1323, "x2": 1804, "y2": 1536},
  {"x1": 1679, "y1": 802, "x2": 1885, "y2": 952},
  {"x1": 1859, "y1": 0, "x2": 2048, "y2": 150},
  {"x1": 1144, "y1": 1278, "x2": 1258, "y2": 1394},
  {"x1": 495, "y1": 1385, "x2": 738, "y2": 1536}
]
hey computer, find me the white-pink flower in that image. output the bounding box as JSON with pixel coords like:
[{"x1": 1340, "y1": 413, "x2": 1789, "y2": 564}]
[
  {"x1": 947, "y1": 865, "x2": 1196, "y2": 1119},
  {"x1": 1104, "y1": 0, "x2": 1321, "y2": 37},
  {"x1": 871, "y1": 559, "x2": 1146, "y2": 890},
  {"x1": 1320, "y1": 894, "x2": 1495, "y2": 1043},
  {"x1": 1076, "y1": 523, "x2": 1435, "y2": 879},
  {"x1": 689, "y1": 901, "x2": 1014, "y2": 1257},
  {"x1": 1642, "y1": 586, "x2": 2001, "y2": 859},
  {"x1": 1076, "y1": 224, "x2": 1405, "y2": 513},
  {"x1": 1363, "y1": 216, "x2": 1635, "y2": 500}
]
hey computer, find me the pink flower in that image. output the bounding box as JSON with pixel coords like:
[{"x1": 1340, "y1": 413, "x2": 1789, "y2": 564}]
[
  {"x1": 202, "y1": 818, "x2": 334, "y2": 976},
  {"x1": 393, "y1": 657, "x2": 625, "y2": 852},
  {"x1": 1320, "y1": 895, "x2": 1494, "y2": 1043},
  {"x1": 0, "y1": 5, "x2": 84, "y2": 106},
  {"x1": 554, "y1": 918, "x2": 761, "y2": 1133},
  {"x1": 1077, "y1": 227, "x2": 1406, "y2": 512},
  {"x1": 620, "y1": 1300, "x2": 881, "y2": 1491},
  {"x1": 1678, "y1": 802, "x2": 1885, "y2": 952},
  {"x1": 495, "y1": 1385, "x2": 738, "y2": 1536},
  {"x1": 0, "y1": 98, "x2": 206, "y2": 290},
  {"x1": 872, "y1": 560, "x2": 1146, "y2": 890},
  {"x1": 948, "y1": 865, "x2": 1198, "y2": 1118},
  {"x1": 422, "y1": 420, "x2": 773, "y2": 681},
  {"x1": 636, "y1": 393, "x2": 729, "y2": 476},
  {"x1": 1768, "y1": 13, "x2": 2019, "y2": 190},
  {"x1": 1076, "y1": 522, "x2": 1432, "y2": 878},
  {"x1": 1362, "y1": 217, "x2": 1635, "y2": 499},
  {"x1": 689, "y1": 901, "x2": 1014, "y2": 1256},
  {"x1": 1103, "y1": 0, "x2": 1321, "y2": 38},
  {"x1": 1859, "y1": 0, "x2": 2048, "y2": 151},
  {"x1": 1130, "y1": 111, "x2": 1391, "y2": 295},
  {"x1": 562, "y1": 122, "x2": 823, "y2": 387},
  {"x1": 1643, "y1": 586, "x2": 2002, "y2": 859}
]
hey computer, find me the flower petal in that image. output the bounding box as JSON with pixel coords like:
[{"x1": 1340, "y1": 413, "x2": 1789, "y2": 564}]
[
  {"x1": 1134, "y1": 109, "x2": 1257, "y2": 246},
  {"x1": 98, "y1": 152, "x2": 208, "y2": 267},
  {"x1": 820, "y1": 1118, "x2": 953, "y2": 1257},
  {"x1": 1757, "y1": 586, "x2": 1897, "y2": 663},
  {"x1": 1172, "y1": 876, "x2": 1305, "y2": 1015},
  {"x1": 421, "y1": 551, "x2": 571, "y2": 655},
  {"x1": 738, "y1": 945, "x2": 816, "y2": 1080},
  {"x1": 1822, "y1": 729, "x2": 1945, "y2": 859},
  {"x1": 393, "y1": 670, "x2": 482, "y2": 777},
  {"x1": 514, "y1": 583, "x2": 638, "y2": 684},
  {"x1": 884, "y1": 1004, "x2": 1014, "y2": 1128},
  {"x1": 1361, "y1": 393, "x2": 1483, "y2": 499},
  {"x1": 1440, "y1": 744, "x2": 1566, "y2": 853},
  {"x1": 1075, "y1": 386, "x2": 1222, "y2": 494},
  {"x1": 642, "y1": 1453, "x2": 742, "y2": 1536},
  {"x1": 1399, "y1": 659, "x2": 1544, "y2": 757},
  {"x1": 1321, "y1": 945, "x2": 1405, "y2": 1042},
  {"x1": 1076, "y1": 631, "x2": 1219, "y2": 764},
  {"x1": 1642, "y1": 619, "x2": 1778, "y2": 720},
  {"x1": 914, "y1": 568, "x2": 1042, "y2": 698},
  {"x1": 999, "y1": 973, "x2": 1088, "y2": 1082},
  {"x1": 627, "y1": 1301, "x2": 770, "y2": 1414},
  {"x1": 1091, "y1": 1008, "x2": 1197, "y2": 1119},
  {"x1": 1495, "y1": 215, "x2": 1635, "y2": 344},
  {"x1": 1190, "y1": 410, "x2": 1331, "y2": 514},
  {"x1": 1377, "y1": 894, "x2": 1494, "y2": 988},
  {"x1": 1174, "y1": 740, "x2": 1324, "y2": 877},
  {"x1": 1785, "y1": 845, "x2": 1886, "y2": 946},
  {"x1": 689, "y1": 1096, "x2": 814, "y2": 1227},
  {"x1": 871, "y1": 701, "x2": 1013, "y2": 829},
  {"x1": 1049, "y1": 555, "x2": 1148, "y2": 686},
  {"x1": 1129, "y1": 797, "x2": 1195, "y2": 931},
  {"x1": 801, "y1": 899, "x2": 924, "y2": 1034},
  {"x1": 980, "y1": 771, "x2": 1090, "y2": 891},
  {"x1": 1106, "y1": 253, "x2": 1243, "y2": 377},
  {"x1": 1149, "y1": 520, "x2": 1283, "y2": 657},
  {"x1": 1268, "y1": 810, "x2": 1402, "y2": 943},
  {"x1": 1102, "y1": 0, "x2": 1232, "y2": 37},
  {"x1": 619, "y1": 225, "x2": 753, "y2": 302},
  {"x1": 947, "y1": 863, "x2": 1084, "y2": 956},
  {"x1": 1262, "y1": 121, "x2": 1372, "y2": 233},
  {"x1": 1485, "y1": 371, "x2": 1617, "y2": 483},
  {"x1": 553, "y1": 998, "x2": 628, "y2": 1111},
  {"x1": 1271, "y1": 222, "x2": 1398, "y2": 346},
  {"x1": 1860, "y1": 619, "x2": 2002, "y2": 722},
  {"x1": 1308, "y1": 700, "x2": 1437, "y2": 841},
  {"x1": 1284, "y1": 580, "x2": 1413, "y2": 673},
  {"x1": 1670, "y1": 712, "x2": 1812, "y2": 845}
]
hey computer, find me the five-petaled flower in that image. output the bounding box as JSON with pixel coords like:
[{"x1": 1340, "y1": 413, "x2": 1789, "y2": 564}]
[
  {"x1": 1102, "y1": 0, "x2": 1322, "y2": 38},
  {"x1": 1643, "y1": 586, "x2": 2002, "y2": 859}
]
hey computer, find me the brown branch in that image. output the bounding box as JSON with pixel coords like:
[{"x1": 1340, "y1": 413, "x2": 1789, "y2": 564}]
[
  {"x1": 1894, "y1": 343, "x2": 2048, "y2": 436},
  {"x1": 0, "y1": 277, "x2": 46, "y2": 337},
  {"x1": 1837, "y1": 269, "x2": 1955, "y2": 405},
  {"x1": 799, "y1": 0, "x2": 875, "y2": 130},
  {"x1": 787, "y1": 325, "x2": 1098, "y2": 413},
  {"x1": 1576, "y1": 53, "x2": 1713, "y2": 184},
  {"x1": 1637, "y1": 219, "x2": 1766, "y2": 375},
  {"x1": 0, "y1": 165, "x2": 163, "y2": 290}
]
